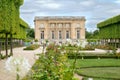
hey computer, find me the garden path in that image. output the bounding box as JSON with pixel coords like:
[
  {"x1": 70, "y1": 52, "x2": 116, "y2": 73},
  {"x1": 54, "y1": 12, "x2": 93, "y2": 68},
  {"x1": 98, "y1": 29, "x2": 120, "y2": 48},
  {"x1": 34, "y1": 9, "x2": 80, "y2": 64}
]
[{"x1": 0, "y1": 47, "x2": 43, "y2": 80}]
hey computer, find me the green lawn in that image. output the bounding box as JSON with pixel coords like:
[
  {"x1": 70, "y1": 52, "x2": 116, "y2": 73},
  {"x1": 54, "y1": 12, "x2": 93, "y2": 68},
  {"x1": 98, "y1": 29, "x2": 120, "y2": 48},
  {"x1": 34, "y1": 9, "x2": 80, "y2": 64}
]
[
  {"x1": 69, "y1": 59, "x2": 120, "y2": 80},
  {"x1": 69, "y1": 59, "x2": 120, "y2": 68},
  {"x1": 77, "y1": 67, "x2": 120, "y2": 79}
]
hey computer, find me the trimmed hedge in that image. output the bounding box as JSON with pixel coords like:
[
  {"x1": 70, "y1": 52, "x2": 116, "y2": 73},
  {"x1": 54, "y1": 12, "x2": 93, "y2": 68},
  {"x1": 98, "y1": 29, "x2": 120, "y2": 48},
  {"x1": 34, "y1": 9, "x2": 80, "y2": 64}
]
[
  {"x1": 67, "y1": 52, "x2": 117, "y2": 59},
  {"x1": 24, "y1": 44, "x2": 40, "y2": 50},
  {"x1": 68, "y1": 55, "x2": 117, "y2": 59},
  {"x1": 97, "y1": 15, "x2": 120, "y2": 39},
  {"x1": 97, "y1": 15, "x2": 120, "y2": 28}
]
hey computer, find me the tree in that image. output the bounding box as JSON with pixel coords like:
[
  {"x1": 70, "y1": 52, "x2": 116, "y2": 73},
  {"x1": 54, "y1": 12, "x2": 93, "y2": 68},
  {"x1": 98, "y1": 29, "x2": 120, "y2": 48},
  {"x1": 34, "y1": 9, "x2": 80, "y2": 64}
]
[
  {"x1": 26, "y1": 28, "x2": 35, "y2": 39},
  {"x1": 86, "y1": 30, "x2": 93, "y2": 39},
  {"x1": 0, "y1": 0, "x2": 28, "y2": 58}
]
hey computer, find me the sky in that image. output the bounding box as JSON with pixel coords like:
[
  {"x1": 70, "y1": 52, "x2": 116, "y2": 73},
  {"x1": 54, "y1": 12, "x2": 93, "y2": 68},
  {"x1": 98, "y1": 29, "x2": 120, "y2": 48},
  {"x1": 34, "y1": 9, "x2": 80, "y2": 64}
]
[{"x1": 20, "y1": 0, "x2": 120, "y2": 32}]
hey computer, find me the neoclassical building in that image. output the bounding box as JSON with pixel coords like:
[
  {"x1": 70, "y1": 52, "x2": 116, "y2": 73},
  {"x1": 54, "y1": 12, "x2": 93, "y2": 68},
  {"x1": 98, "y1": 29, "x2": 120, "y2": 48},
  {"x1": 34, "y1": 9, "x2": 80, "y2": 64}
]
[{"x1": 34, "y1": 16, "x2": 86, "y2": 44}]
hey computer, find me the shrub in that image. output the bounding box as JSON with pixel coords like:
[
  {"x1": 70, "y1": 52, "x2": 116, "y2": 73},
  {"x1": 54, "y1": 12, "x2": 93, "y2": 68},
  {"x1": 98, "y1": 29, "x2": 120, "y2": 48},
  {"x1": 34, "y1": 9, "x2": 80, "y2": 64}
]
[
  {"x1": 83, "y1": 45, "x2": 95, "y2": 50},
  {"x1": 23, "y1": 44, "x2": 40, "y2": 50},
  {"x1": 46, "y1": 43, "x2": 56, "y2": 51},
  {"x1": 34, "y1": 39, "x2": 38, "y2": 42},
  {"x1": 0, "y1": 53, "x2": 6, "y2": 59},
  {"x1": 24, "y1": 47, "x2": 77, "y2": 80},
  {"x1": 116, "y1": 52, "x2": 120, "y2": 58},
  {"x1": 96, "y1": 45, "x2": 114, "y2": 50}
]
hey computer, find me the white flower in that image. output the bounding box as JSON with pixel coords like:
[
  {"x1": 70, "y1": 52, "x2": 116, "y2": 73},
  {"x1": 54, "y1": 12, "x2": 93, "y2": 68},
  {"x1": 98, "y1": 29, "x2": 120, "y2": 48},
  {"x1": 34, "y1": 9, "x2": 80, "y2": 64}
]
[
  {"x1": 5, "y1": 56, "x2": 31, "y2": 77},
  {"x1": 88, "y1": 78, "x2": 93, "y2": 80}
]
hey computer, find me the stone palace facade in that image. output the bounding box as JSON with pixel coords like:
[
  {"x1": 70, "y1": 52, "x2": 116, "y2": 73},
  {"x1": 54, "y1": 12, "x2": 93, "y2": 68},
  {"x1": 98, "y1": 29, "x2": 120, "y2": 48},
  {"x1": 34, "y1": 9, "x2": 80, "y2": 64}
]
[{"x1": 34, "y1": 16, "x2": 86, "y2": 44}]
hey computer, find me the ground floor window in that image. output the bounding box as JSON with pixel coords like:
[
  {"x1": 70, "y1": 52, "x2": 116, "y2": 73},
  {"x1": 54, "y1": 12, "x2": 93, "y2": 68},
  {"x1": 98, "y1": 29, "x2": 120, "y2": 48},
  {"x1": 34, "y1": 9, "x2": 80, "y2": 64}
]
[
  {"x1": 77, "y1": 30, "x2": 80, "y2": 39},
  {"x1": 52, "y1": 31, "x2": 54, "y2": 39},
  {"x1": 59, "y1": 31, "x2": 62, "y2": 39},
  {"x1": 66, "y1": 31, "x2": 69, "y2": 39},
  {"x1": 41, "y1": 31, "x2": 44, "y2": 39}
]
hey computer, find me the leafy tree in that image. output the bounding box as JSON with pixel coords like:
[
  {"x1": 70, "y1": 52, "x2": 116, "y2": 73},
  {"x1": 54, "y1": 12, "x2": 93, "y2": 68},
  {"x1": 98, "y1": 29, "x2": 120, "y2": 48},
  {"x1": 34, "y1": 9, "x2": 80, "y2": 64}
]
[
  {"x1": 0, "y1": 0, "x2": 28, "y2": 57},
  {"x1": 85, "y1": 30, "x2": 93, "y2": 39},
  {"x1": 27, "y1": 28, "x2": 35, "y2": 39}
]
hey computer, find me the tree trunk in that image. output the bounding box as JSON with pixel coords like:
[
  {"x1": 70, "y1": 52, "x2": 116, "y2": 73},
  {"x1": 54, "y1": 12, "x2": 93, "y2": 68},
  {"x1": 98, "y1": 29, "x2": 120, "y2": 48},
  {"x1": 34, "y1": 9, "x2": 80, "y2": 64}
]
[
  {"x1": 5, "y1": 33, "x2": 8, "y2": 58},
  {"x1": 10, "y1": 34, "x2": 13, "y2": 56}
]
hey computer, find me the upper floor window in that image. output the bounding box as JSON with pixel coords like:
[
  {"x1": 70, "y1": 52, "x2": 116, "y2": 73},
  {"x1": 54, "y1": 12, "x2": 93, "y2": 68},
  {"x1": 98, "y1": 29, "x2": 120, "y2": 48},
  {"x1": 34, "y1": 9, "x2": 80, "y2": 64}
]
[
  {"x1": 66, "y1": 23, "x2": 70, "y2": 27},
  {"x1": 51, "y1": 23, "x2": 55, "y2": 27},
  {"x1": 40, "y1": 23, "x2": 44, "y2": 28},
  {"x1": 66, "y1": 31, "x2": 70, "y2": 39},
  {"x1": 77, "y1": 30, "x2": 80, "y2": 39},
  {"x1": 58, "y1": 23, "x2": 62, "y2": 27},
  {"x1": 76, "y1": 23, "x2": 80, "y2": 28},
  {"x1": 59, "y1": 31, "x2": 62, "y2": 39},
  {"x1": 41, "y1": 31, "x2": 44, "y2": 39},
  {"x1": 52, "y1": 31, "x2": 54, "y2": 39}
]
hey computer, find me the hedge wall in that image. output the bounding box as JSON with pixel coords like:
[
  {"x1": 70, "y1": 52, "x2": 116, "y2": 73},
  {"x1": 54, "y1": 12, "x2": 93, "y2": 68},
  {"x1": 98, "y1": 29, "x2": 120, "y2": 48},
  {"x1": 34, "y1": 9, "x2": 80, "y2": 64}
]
[
  {"x1": 0, "y1": 0, "x2": 28, "y2": 39},
  {"x1": 97, "y1": 15, "x2": 120, "y2": 39},
  {"x1": 97, "y1": 15, "x2": 120, "y2": 28}
]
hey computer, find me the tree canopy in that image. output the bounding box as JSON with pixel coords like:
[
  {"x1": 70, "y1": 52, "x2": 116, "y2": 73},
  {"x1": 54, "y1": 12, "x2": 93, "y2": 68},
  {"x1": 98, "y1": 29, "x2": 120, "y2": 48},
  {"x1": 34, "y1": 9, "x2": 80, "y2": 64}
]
[{"x1": 0, "y1": 0, "x2": 28, "y2": 39}]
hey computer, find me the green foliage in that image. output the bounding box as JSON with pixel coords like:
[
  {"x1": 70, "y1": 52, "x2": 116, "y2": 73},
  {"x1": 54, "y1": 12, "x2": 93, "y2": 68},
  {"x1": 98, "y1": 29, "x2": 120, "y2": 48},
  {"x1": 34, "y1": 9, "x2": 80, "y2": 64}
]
[
  {"x1": 96, "y1": 45, "x2": 114, "y2": 50},
  {"x1": 23, "y1": 44, "x2": 40, "y2": 50},
  {"x1": 0, "y1": 0, "x2": 28, "y2": 39},
  {"x1": 27, "y1": 28, "x2": 34, "y2": 39},
  {"x1": 34, "y1": 39, "x2": 38, "y2": 42},
  {"x1": 97, "y1": 15, "x2": 120, "y2": 39},
  {"x1": 86, "y1": 30, "x2": 100, "y2": 39},
  {"x1": 23, "y1": 44, "x2": 77, "y2": 80},
  {"x1": 97, "y1": 15, "x2": 120, "y2": 28},
  {"x1": 31, "y1": 50, "x2": 74, "y2": 80}
]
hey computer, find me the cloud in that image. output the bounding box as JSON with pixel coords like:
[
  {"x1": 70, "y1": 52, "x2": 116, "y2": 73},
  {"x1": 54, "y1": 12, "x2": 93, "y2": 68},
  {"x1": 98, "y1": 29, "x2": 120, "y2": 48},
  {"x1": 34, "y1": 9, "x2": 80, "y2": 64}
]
[
  {"x1": 20, "y1": 0, "x2": 120, "y2": 31},
  {"x1": 42, "y1": 3, "x2": 61, "y2": 9},
  {"x1": 115, "y1": 0, "x2": 120, "y2": 3}
]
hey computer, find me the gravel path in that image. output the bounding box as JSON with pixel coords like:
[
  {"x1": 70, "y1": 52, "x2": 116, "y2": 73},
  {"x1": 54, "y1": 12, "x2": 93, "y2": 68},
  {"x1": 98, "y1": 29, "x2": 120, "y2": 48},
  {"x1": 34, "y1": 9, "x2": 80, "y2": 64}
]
[{"x1": 0, "y1": 47, "x2": 43, "y2": 80}]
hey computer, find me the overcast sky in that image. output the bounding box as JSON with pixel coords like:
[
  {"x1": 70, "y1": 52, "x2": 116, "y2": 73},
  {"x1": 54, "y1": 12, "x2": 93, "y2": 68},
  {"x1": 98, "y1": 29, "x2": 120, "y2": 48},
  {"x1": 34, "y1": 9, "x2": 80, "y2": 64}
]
[{"x1": 20, "y1": 0, "x2": 120, "y2": 31}]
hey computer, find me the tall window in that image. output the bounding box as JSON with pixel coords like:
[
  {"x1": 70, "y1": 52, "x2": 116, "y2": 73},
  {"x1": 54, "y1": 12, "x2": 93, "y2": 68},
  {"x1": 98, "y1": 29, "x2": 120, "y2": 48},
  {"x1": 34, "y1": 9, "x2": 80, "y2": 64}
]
[
  {"x1": 66, "y1": 31, "x2": 69, "y2": 39},
  {"x1": 40, "y1": 23, "x2": 44, "y2": 28},
  {"x1": 59, "y1": 31, "x2": 62, "y2": 39},
  {"x1": 76, "y1": 23, "x2": 80, "y2": 28},
  {"x1": 77, "y1": 30, "x2": 80, "y2": 39},
  {"x1": 52, "y1": 31, "x2": 54, "y2": 39},
  {"x1": 66, "y1": 23, "x2": 70, "y2": 28},
  {"x1": 41, "y1": 31, "x2": 44, "y2": 39},
  {"x1": 51, "y1": 23, "x2": 55, "y2": 27},
  {"x1": 58, "y1": 23, "x2": 62, "y2": 27}
]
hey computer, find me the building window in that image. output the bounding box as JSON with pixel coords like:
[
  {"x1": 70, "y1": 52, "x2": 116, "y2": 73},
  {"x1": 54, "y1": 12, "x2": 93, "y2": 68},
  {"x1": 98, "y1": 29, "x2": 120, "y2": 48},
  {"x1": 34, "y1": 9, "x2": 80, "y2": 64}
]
[
  {"x1": 59, "y1": 31, "x2": 62, "y2": 39},
  {"x1": 66, "y1": 23, "x2": 70, "y2": 28},
  {"x1": 66, "y1": 31, "x2": 69, "y2": 39},
  {"x1": 76, "y1": 23, "x2": 80, "y2": 28},
  {"x1": 41, "y1": 31, "x2": 44, "y2": 39},
  {"x1": 51, "y1": 23, "x2": 55, "y2": 27},
  {"x1": 77, "y1": 30, "x2": 80, "y2": 39},
  {"x1": 58, "y1": 23, "x2": 62, "y2": 27},
  {"x1": 40, "y1": 23, "x2": 44, "y2": 28},
  {"x1": 52, "y1": 31, "x2": 54, "y2": 39}
]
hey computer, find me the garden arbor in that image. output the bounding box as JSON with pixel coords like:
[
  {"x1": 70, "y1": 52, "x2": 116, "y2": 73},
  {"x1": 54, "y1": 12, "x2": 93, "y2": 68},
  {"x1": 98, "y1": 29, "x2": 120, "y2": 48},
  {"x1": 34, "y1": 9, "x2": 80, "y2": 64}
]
[
  {"x1": 97, "y1": 15, "x2": 120, "y2": 48},
  {"x1": 0, "y1": 0, "x2": 28, "y2": 57}
]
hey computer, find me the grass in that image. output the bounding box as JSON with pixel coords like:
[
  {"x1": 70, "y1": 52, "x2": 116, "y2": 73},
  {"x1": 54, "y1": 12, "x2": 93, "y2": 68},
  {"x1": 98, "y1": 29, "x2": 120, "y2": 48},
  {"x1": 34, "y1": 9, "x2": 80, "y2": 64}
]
[
  {"x1": 69, "y1": 59, "x2": 120, "y2": 80},
  {"x1": 77, "y1": 67, "x2": 120, "y2": 79},
  {"x1": 69, "y1": 59, "x2": 120, "y2": 68}
]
